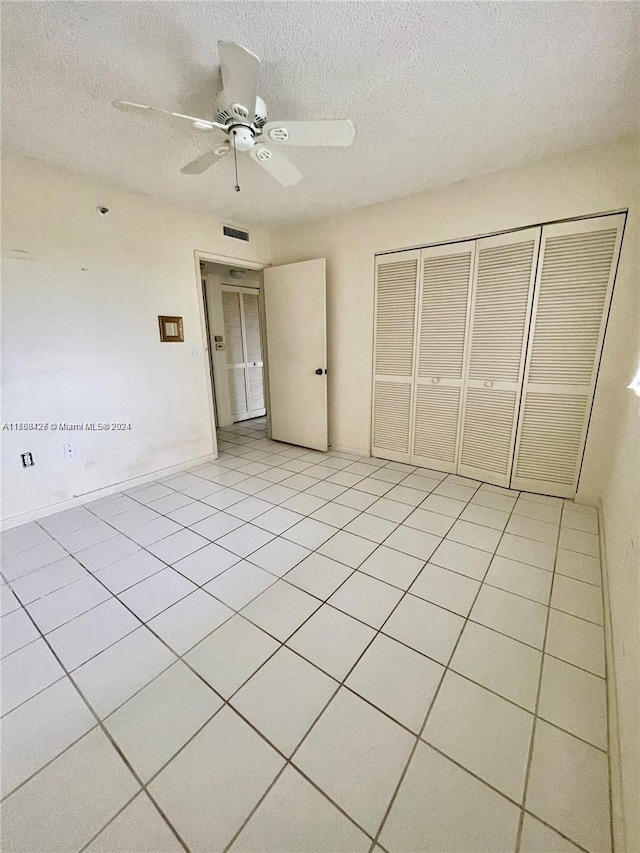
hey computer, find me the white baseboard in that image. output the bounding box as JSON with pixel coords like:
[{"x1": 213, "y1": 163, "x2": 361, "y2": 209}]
[
  {"x1": 329, "y1": 443, "x2": 371, "y2": 458},
  {"x1": 1, "y1": 453, "x2": 217, "y2": 531},
  {"x1": 598, "y1": 503, "x2": 626, "y2": 853},
  {"x1": 574, "y1": 491, "x2": 601, "y2": 508}
]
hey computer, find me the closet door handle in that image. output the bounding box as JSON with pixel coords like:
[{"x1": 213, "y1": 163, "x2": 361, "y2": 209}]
[
  {"x1": 431, "y1": 378, "x2": 440, "y2": 384},
  {"x1": 484, "y1": 380, "x2": 493, "y2": 388}
]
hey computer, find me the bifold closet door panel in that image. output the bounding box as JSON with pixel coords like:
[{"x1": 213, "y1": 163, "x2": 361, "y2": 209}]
[
  {"x1": 511, "y1": 214, "x2": 625, "y2": 497},
  {"x1": 221, "y1": 290, "x2": 250, "y2": 420},
  {"x1": 242, "y1": 292, "x2": 266, "y2": 416},
  {"x1": 371, "y1": 251, "x2": 420, "y2": 462},
  {"x1": 457, "y1": 228, "x2": 541, "y2": 486},
  {"x1": 411, "y1": 242, "x2": 475, "y2": 472}
]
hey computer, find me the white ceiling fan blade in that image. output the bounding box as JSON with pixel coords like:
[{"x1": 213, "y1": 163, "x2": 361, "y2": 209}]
[
  {"x1": 112, "y1": 100, "x2": 222, "y2": 131},
  {"x1": 262, "y1": 120, "x2": 355, "y2": 147},
  {"x1": 180, "y1": 144, "x2": 230, "y2": 175},
  {"x1": 218, "y1": 41, "x2": 259, "y2": 122},
  {"x1": 250, "y1": 145, "x2": 302, "y2": 187}
]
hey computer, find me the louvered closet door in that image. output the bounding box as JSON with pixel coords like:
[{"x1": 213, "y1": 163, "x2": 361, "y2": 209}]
[
  {"x1": 371, "y1": 251, "x2": 420, "y2": 462},
  {"x1": 511, "y1": 214, "x2": 625, "y2": 497},
  {"x1": 221, "y1": 290, "x2": 249, "y2": 420},
  {"x1": 242, "y1": 292, "x2": 266, "y2": 417},
  {"x1": 410, "y1": 242, "x2": 475, "y2": 472},
  {"x1": 457, "y1": 228, "x2": 541, "y2": 486}
]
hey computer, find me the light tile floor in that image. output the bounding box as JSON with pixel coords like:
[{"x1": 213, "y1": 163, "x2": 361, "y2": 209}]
[{"x1": 1, "y1": 417, "x2": 610, "y2": 852}]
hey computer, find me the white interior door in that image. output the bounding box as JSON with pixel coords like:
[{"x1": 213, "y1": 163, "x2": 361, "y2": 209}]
[
  {"x1": 411, "y1": 242, "x2": 475, "y2": 471},
  {"x1": 457, "y1": 228, "x2": 540, "y2": 486},
  {"x1": 371, "y1": 251, "x2": 420, "y2": 462},
  {"x1": 263, "y1": 258, "x2": 328, "y2": 450},
  {"x1": 511, "y1": 214, "x2": 625, "y2": 497}
]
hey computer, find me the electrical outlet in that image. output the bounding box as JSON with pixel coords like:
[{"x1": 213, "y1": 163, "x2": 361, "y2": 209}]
[
  {"x1": 21, "y1": 452, "x2": 34, "y2": 467},
  {"x1": 63, "y1": 443, "x2": 77, "y2": 459}
]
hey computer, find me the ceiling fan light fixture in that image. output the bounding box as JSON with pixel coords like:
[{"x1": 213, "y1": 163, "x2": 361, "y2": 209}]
[{"x1": 231, "y1": 126, "x2": 255, "y2": 152}]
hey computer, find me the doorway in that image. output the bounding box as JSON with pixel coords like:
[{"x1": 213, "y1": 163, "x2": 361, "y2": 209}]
[
  {"x1": 201, "y1": 261, "x2": 267, "y2": 429},
  {"x1": 196, "y1": 251, "x2": 329, "y2": 454}
]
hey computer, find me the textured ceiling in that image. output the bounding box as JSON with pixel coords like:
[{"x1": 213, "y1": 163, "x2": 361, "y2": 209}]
[{"x1": 2, "y1": 2, "x2": 638, "y2": 228}]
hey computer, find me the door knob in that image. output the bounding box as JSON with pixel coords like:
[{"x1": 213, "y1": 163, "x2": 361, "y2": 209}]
[
  {"x1": 431, "y1": 378, "x2": 439, "y2": 384},
  {"x1": 315, "y1": 369, "x2": 324, "y2": 375},
  {"x1": 484, "y1": 380, "x2": 493, "y2": 388}
]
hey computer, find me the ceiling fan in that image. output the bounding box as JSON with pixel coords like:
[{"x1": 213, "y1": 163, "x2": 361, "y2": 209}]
[{"x1": 113, "y1": 41, "x2": 355, "y2": 190}]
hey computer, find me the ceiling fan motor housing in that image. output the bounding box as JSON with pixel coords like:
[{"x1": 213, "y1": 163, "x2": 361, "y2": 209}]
[{"x1": 214, "y1": 92, "x2": 267, "y2": 131}]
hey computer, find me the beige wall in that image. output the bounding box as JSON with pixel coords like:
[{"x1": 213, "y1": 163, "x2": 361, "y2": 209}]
[
  {"x1": 271, "y1": 135, "x2": 639, "y2": 851},
  {"x1": 1, "y1": 154, "x2": 270, "y2": 524}
]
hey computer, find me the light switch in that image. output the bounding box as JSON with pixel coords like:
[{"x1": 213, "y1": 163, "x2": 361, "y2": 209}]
[{"x1": 189, "y1": 346, "x2": 201, "y2": 358}]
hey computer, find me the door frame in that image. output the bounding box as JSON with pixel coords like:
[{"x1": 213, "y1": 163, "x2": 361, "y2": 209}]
[{"x1": 193, "y1": 250, "x2": 269, "y2": 457}]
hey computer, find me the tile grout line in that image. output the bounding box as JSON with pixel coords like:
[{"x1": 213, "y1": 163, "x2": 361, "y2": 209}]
[
  {"x1": 514, "y1": 499, "x2": 566, "y2": 852},
  {"x1": 3, "y1": 507, "x2": 605, "y2": 788},
  {"x1": 3, "y1": 444, "x2": 598, "y2": 698},
  {"x1": 1, "y1": 581, "x2": 193, "y2": 853},
  {"x1": 368, "y1": 477, "x2": 526, "y2": 851},
  {"x1": 70, "y1": 467, "x2": 604, "y2": 639},
  {"x1": 4, "y1": 476, "x2": 404, "y2": 722},
  {"x1": 3, "y1": 540, "x2": 606, "y2": 690},
  {"x1": 216, "y1": 467, "x2": 470, "y2": 847},
  {"x1": 597, "y1": 506, "x2": 617, "y2": 853},
  {"x1": 2, "y1": 427, "x2": 605, "y2": 851},
  {"x1": 0, "y1": 441, "x2": 547, "y2": 714},
  {"x1": 133, "y1": 466, "x2": 437, "y2": 849},
  {"x1": 6, "y1": 487, "x2": 598, "y2": 606},
  {"x1": 3, "y1": 434, "x2": 594, "y2": 590},
  {"x1": 2, "y1": 449, "x2": 570, "y2": 714},
  {"x1": 2, "y1": 497, "x2": 365, "y2": 850},
  {"x1": 76, "y1": 791, "x2": 167, "y2": 853},
  {"x1": 217, "y1": 480, "x2": 489, "y2": 851},
  {"x1": 8, "y1": 442, "x2": 438, "y2": 660},
  {"x1": 161, "y1": 447, "x2": 475, "y2": 849},
  {"x1": 3, "y1": 435, "x2": 438, "y2": 847}
]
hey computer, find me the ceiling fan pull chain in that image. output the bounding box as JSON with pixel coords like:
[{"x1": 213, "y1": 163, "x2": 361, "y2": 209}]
[{"x1": 232, "y1": 130, "x2": 241, "y2": 192}]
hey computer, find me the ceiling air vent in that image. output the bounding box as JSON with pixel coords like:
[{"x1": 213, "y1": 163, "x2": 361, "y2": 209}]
[{"x1": 223, "y1": 225, "x2": 250, "y2": 242}]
